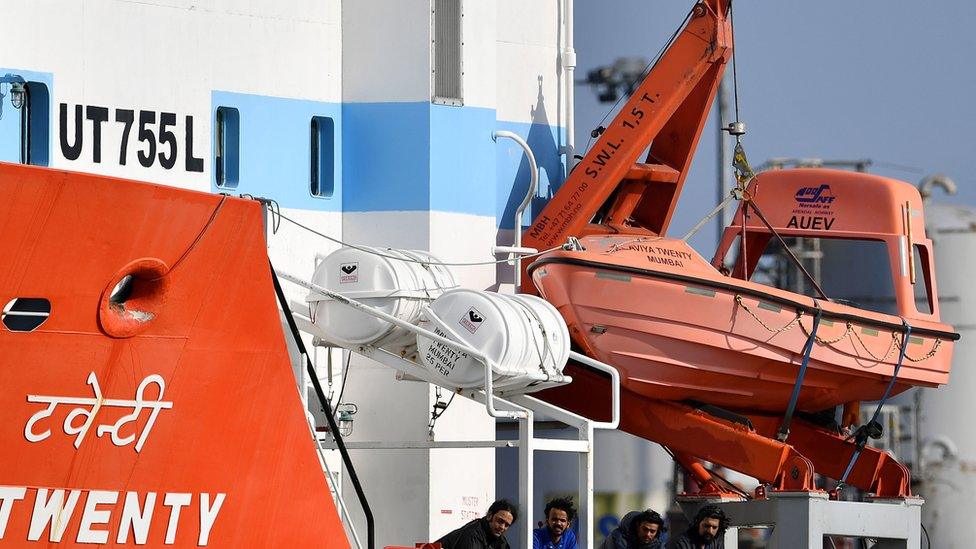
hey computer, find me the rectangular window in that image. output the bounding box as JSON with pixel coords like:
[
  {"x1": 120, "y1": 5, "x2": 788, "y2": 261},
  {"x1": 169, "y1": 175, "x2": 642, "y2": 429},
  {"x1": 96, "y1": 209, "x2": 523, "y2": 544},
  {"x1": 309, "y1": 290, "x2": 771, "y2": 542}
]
[
  {"x1": 3, "y1": 80, "x2": 49, "y2": 166},
  {"x1": 432, "y1": 0, "x2": 463, "y2": 106},
  {"x1": 310, "y1": 116, "x2": 335, "y2": 198},
  {"x1": 19, "y1": 85, "x2": 29, "y2": 164},
  {"x1": 750, "y1": 237, "x2": 899, "y2": 315},
  {"x1": 912, "y1": 244, "x2": 934, "y2": 315},
  {"x1": 214, "y1": 106, "x2": 240, "y2": 188}
]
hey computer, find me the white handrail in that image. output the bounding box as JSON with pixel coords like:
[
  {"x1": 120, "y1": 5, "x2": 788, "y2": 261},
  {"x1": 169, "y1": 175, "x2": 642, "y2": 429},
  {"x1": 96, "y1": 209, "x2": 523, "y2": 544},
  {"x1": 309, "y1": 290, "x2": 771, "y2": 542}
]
[
  {"x1": 562, "y1": 0, "x2": 576, "y2": 170},
  {"x1": 493, "y1": 130, "x2": 538, "y2": 290},
  {"x1": 275, "y1": 270, "x2": 528, "y2": 420},
  {"x1": 304, "y1": 411, "x2": 364, "y2": 549}
]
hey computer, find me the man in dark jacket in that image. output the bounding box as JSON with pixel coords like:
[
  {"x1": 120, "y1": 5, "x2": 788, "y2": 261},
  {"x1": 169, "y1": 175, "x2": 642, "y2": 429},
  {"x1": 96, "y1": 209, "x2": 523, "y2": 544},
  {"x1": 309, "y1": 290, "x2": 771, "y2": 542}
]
[
  {"x1": 438, "y1": 499, "x2": 518, "y2": 549},
  {"x1": 600, "y1": 509, "x2": 667, "y2": 549},
  {"x1": 666, "y1": 505, "x2": 728, "y2": 549}
]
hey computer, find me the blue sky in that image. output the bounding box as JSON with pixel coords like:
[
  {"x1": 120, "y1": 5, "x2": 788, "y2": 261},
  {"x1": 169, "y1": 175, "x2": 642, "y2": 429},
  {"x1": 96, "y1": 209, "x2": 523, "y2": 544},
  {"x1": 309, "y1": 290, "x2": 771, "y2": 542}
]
[{"x1": 574, "y1": 0, "x2": 976, "y2": 251}]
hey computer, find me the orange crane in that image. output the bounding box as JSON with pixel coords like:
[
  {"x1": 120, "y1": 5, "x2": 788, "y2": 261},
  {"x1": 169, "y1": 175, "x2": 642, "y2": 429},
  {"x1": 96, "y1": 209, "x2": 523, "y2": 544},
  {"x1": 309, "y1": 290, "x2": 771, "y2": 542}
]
[{"x1": 522, "y1": 0, "x2": 733, "y2": 271}]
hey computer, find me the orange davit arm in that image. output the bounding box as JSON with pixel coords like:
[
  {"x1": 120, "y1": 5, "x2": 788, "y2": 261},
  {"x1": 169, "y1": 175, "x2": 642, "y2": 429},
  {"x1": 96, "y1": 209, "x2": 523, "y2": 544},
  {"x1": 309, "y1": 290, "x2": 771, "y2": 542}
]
[{"x1": 521, "y1": 0, "x2": 732, "y2": 292}]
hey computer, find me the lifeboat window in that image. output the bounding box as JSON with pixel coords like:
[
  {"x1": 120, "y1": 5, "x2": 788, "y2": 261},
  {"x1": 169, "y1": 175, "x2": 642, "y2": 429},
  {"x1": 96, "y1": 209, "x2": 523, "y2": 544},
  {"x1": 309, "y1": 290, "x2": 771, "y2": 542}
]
[
  {"x1": 2, "y1": 297, "x2": 51, "y2": 332},
  {"x1": 431, "y1": 0, "x2": 463, "y2": 106},
  {"x1": 310, "y1": 116, "x2": 335, "y2": 198},
  {"x1": 715, "y1": 235, "x2": 741, "y2": 275},
  {"x1": 751, "y1": 237, "x2": 899, "y2": 316},
  {"x1": 913, "y1": 244, "x2": 934, "y2": 314},
  {"x1": 214, "y1": 106, "x2": 240, "y2": 189}
]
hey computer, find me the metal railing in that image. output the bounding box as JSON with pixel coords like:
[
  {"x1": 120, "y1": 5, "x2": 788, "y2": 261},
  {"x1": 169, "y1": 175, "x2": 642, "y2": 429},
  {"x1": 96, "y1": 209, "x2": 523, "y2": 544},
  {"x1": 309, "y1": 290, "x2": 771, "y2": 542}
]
[{"x1": 275, "y1": 270, "x2": 622, "y2": 548}]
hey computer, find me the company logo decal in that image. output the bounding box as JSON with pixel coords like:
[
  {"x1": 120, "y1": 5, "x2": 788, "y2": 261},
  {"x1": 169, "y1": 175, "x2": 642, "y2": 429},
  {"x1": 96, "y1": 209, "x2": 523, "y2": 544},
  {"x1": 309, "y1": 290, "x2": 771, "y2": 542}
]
[
  {"x1": 339, "y1": 262, "x2": 359, "y2": 284},
  {"x1": 789, "y1": 184, "x2": 838, "y2": 230},
  {"x1": 794, "y1": 184, "x2": 836, "y2": 205},
  {"x1": 24, "y1": 372, "x2": 173, "y2": 453},
  {"x1": 459, "y1": 308, "x2": 485, "y2": 334}
]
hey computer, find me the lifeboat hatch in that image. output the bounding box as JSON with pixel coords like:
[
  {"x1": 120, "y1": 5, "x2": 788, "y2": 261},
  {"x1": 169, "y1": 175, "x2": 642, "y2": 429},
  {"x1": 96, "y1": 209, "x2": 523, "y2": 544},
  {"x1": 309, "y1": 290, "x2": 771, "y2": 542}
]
[{"x1": 1, "y1": 297, "x2": 51, "y2": 332}]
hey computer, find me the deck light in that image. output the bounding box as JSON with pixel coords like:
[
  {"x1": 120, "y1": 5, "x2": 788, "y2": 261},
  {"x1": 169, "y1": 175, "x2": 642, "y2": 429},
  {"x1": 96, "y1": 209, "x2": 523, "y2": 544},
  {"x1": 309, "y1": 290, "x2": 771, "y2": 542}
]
[
  {"x1": 0, "y1": 74, "x2": 27, "y2": 114},
  {"x1": 9, "y1": 82, "x2": 25, "y2": 110},
  {"x1": 336, "y1": 403, "x2": 358, "y2": 437}
]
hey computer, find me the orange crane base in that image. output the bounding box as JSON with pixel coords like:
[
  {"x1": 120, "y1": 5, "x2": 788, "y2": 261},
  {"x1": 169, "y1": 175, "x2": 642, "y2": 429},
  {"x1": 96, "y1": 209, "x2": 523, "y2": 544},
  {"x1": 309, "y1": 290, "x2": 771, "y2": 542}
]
[{"x1": 537, "y1": 362, "x2": 913, "y2": 499}]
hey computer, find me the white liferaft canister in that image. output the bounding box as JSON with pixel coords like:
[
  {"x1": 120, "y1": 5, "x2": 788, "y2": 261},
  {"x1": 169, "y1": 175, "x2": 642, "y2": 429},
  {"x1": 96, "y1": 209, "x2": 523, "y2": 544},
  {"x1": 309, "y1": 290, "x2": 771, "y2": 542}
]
[
  {"x1": 416, "y1": 289, "x2": 570, "y2": 390},
  {"x1": 509, "y1": 293, "x2": 571, "y2": 373},
  {"x1": 309, "y1": 246, "x2": 456, "y2": 350}
]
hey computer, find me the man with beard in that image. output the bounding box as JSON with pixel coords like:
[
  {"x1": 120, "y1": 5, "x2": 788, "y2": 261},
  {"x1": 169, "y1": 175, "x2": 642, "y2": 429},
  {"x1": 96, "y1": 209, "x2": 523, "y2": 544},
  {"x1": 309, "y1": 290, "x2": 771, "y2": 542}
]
[
  {"x1": 533, "y1": 497, "x2": 578, "y2": 549},
  {"x1": 437, "y1": 499, "x2": 518, "y2": 549},
  {"x1": 600, "y1": 509, "x2": 667, "y2": 548},
  {"x1": 666, "y1": 505, "x2": 728, "y2": 549}
]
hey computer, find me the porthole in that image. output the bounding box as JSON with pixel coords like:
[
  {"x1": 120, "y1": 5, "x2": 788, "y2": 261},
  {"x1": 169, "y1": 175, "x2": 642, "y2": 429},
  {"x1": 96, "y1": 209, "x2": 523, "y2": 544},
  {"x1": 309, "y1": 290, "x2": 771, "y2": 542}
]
[{"x1": 2, "y1": 297, "x2": 51, "y2": 332}]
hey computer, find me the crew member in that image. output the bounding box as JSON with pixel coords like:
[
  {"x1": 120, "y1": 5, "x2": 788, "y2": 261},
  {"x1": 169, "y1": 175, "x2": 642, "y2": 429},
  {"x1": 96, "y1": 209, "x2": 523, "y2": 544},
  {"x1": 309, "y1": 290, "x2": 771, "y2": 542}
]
[
  {"x1": 438, "y1": 499, "x2": 518, "y2": 549},
  {"x1": 601, "y1": 509, "x2": 666, "y2": 548},
  {"x1": 533, "y1": 497, "x2": 578, "y2": 549},
  {"x1": 666, "y1": 505, "x2": 728, "y2": 549}
]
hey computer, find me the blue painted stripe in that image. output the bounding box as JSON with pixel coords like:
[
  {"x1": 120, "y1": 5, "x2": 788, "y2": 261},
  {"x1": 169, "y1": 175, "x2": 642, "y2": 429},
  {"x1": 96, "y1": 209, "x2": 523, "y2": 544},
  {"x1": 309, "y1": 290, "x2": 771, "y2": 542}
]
[
  {"x1": 429, "y1": 104, "x2": 498, "y2": 216},
  {"x1": 341, "y1": 102, "x2": 431, "y2": 212},
  {"x1": 343, "y1": 101, "x2": 565, "y2": 225},
  {"x1": 211, "y1": 91, "x2": 343, "y2": 212},
  {"x1": 0, "y1": 65, "x2": 566, "y2": 225},
  {"x1": 207, "y1": 93, "x2": 565, "y2": 223},
  {"x1": 341, "y1": 102, "x2": 500, "y2": 216}
]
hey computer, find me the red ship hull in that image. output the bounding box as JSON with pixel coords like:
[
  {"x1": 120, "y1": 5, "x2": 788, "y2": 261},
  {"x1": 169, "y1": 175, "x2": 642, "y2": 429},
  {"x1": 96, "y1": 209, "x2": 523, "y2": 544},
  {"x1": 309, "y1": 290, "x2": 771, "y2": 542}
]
[{"x1": 0, "y1": 163, "x2": 347, "y2": 547}]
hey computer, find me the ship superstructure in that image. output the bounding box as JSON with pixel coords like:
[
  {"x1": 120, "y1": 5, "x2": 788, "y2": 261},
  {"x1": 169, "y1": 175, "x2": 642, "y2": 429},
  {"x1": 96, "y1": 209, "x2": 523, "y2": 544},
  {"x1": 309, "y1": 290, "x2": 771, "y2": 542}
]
[{"x1": 1, "y1": 1, "x2": 576, "y2": 546}]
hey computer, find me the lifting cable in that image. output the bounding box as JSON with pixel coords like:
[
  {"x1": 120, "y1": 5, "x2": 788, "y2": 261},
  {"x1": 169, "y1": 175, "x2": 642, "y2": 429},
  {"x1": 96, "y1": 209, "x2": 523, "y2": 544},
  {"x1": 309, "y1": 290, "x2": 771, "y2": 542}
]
[
  {"x1": 273, "y1": 208, "x2": 564, "y2": 267},
  {"x1": 744, "y1": 196, "x2": 830, "y2": 301},
  {"x1": 582, "y1": 6, "x2": 695, "y2": 153},
  {"x1": 775, "y1": 302, "x2": 822, "y2": 442},
  {"x1": 711, "y1": 134, "x2": 831, "y2": 303},
  {"x1": 427, "y1": 386, "x2": 456, "y2": 439},
  {"x1": 681, "y1": 190, "x2": 738, "y2": 241},
  {"x1": 728, "y1": 0, "x2": 741, "y2": 128},
  {"x1": 151, "y1": 195, "x2": 227, "y2": 280},
  {"x1": 837, "y1": 318, "x2": 913, "y2": 489},
  {"x1": 723, "y1": 7, "x2": 831, "y2": 304}
]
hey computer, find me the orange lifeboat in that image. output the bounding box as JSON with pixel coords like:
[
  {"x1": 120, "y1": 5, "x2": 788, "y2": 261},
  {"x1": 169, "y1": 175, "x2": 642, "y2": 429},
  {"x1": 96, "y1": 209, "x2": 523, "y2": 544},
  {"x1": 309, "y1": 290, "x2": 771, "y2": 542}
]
[{"x1": 529, "y1": 168, "x2": 958, "y2": 414}]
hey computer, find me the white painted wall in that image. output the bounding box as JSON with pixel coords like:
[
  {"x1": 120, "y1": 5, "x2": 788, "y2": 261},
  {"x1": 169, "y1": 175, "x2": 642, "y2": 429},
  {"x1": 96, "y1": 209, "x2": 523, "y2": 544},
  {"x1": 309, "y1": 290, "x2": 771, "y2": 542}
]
[
  {"x1": 6, "y1": 0, "x2": 341, "y2": 189},
  {"x1": 342, "y1": 0, "x2": 432, "y2": 103},
  {"x1": 4, "y1": 1, "x2": 571, "y2": 546},
  {"x1": 496, "y1": 0, "x2": 564, "y2": 125},
  {"x1": 463, "y1": 0, "x2": 498, "y2": 110}
]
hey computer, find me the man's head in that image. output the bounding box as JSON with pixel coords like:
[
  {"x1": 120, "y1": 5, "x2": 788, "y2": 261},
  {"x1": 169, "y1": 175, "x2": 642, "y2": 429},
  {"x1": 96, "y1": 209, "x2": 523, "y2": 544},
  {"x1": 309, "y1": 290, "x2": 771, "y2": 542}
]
[
  {"x1": 543, "y1": 497, "x2": 577, "y2": 539},
  {"x1": 485, "y1": 499, "x2": 518, "y2": 539},
  {"x1": 630, "y1": 510, "x2": 666, "y2": 544},
  {"x1": 692, "y1": 505, "x2": 728, "y2": 543}
]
